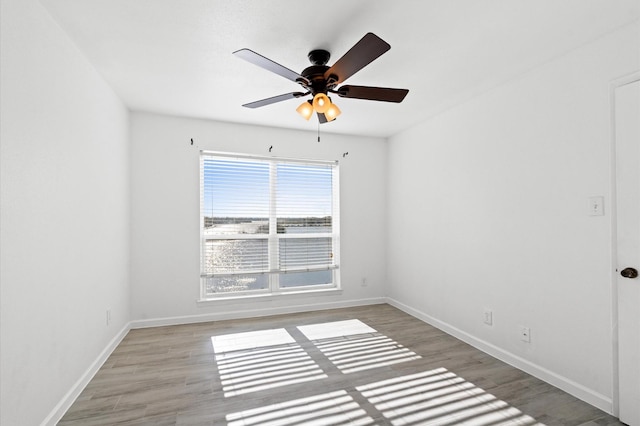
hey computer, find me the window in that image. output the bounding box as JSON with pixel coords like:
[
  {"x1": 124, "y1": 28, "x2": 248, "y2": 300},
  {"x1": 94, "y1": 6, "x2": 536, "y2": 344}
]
[{"x1": 200, "y1": 152, "x2": 340, "y2": 299}]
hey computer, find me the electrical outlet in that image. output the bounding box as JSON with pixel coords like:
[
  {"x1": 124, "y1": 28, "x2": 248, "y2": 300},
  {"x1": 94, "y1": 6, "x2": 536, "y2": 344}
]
[
  {"x1": 106, "y1": 309, "x2": 112, "y2": 326},
  {"x1": 519, "y1": 326, "x2": 531, "y2": 343},
  {"x1": 483, "y1": 309, "x2": 493, "y2": 326},
  {"x1": 361, "y1": 277, "x2": 368, "y2": 287}
]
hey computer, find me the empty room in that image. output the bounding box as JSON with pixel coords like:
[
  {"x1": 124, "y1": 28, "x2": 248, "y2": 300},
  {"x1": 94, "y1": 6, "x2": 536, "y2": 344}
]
[{"x1": 1, "y1": 1, "x2": 639, "y2": 425}]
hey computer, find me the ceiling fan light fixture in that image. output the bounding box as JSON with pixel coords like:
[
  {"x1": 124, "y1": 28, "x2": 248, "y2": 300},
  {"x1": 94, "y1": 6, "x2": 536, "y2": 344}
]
[
  {"x1": 235, "y1": 33, "x2": 409, "y2": 125},
  {"x1": 312, "y1": 93, "x2": 331, "y2": 113},
  {"x1": 296, "y1": 100, "x2": 314, "y2": 120},
  {"x1": 325, "y1": 102, "x2": 341, "y2": 121}
]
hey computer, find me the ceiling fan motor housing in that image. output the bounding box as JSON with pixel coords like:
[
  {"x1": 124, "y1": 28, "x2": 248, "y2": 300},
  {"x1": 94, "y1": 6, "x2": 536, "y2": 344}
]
[
  {"x1": 301, "y1": 50, "x2": 336, "y2": 95},
  {"x1": 301, "y1": 65, "x2": 331, "y2": 95}
]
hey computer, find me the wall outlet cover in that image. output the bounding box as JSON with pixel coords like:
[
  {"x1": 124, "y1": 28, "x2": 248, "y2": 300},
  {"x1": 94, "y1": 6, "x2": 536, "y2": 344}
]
[{"x1": 483, "y1": 309, "x2": 493, "y2": 325}]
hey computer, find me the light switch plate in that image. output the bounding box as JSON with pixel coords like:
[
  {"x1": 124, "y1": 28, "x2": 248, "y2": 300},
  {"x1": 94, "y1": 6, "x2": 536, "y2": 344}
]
[{"x1": 588, "y1": 196, "x2": 604, "y2": 216}]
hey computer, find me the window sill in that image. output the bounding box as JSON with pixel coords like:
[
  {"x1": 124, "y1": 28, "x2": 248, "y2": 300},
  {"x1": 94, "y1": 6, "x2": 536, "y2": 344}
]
[{"x1": 197, "y1": 287, "x2": 343, "y2": 305}]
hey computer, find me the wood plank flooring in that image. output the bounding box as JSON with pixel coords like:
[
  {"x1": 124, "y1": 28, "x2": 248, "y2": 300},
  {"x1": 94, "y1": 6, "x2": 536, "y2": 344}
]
[{"x1": 58, "y1": 304, "x2": 624, "y2": 425}]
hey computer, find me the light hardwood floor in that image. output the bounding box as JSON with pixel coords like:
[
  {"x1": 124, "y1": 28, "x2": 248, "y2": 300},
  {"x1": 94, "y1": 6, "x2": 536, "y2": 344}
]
[{"x1": 58, "y1": 304, "x2": 624, "y2": 425}]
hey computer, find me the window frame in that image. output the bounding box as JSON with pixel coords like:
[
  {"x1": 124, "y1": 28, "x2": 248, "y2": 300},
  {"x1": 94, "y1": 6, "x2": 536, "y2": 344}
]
[{"x1": 199, "y1": 151, "x2": 340, "y2": 300}]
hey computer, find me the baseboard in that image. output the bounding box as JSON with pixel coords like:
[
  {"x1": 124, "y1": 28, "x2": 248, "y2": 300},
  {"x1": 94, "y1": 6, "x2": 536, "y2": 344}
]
[
  {"x1": 47, "y1": 296, "x2": 605, "y2": 425},
  {"x1": 40, "y1": 322, "x2": 131, "y2": 426},
  {"x1": 130, "y1": 297, "x2": 386, "y2": 329},
  {"x1": 385, "y1": 297, "x2": 613, "y2": 414}
]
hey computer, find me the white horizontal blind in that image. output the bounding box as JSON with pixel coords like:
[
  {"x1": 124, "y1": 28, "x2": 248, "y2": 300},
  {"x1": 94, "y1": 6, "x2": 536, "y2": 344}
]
[
  {"x1": 200, "y1": 152, "x2": 339, "y2": 295},
  {"x1": 201, "y1": 157, "x2": 270, "y2": 277},
  {"x1": 276, "y1": 162, "x2": 335, "y2": 272},
  {"x1": 279, "y1": 237, "x2": 333, "y2": 271}
]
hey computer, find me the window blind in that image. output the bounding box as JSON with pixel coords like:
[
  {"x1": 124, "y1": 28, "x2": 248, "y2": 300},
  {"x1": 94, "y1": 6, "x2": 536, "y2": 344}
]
[{"x1": 200, "y1": 152, "x2": 339, "y2": 294}]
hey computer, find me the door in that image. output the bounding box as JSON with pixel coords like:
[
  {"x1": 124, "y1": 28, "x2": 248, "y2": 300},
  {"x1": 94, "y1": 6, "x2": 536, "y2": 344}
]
[{"x1": 615, "y1": 77, "x2": 640, "y2": 426}]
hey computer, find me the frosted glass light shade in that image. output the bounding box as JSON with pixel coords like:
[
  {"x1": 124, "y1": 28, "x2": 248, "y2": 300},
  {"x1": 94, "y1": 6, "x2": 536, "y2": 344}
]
[
  {"x1": 296, "y1": 100, "x2": 314, "y2": 120},
  {"x1": 325, "y1": 103, "x2": 341, "y2": 121},
  {"x1": 312, "y1": 93, "x2": 331, "y2": 113}
]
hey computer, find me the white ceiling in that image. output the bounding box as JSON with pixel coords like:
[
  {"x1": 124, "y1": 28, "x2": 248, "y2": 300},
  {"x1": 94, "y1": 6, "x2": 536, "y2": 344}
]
[{"x1": 41, "y1": 0, "x2": 639, "y2": 138}]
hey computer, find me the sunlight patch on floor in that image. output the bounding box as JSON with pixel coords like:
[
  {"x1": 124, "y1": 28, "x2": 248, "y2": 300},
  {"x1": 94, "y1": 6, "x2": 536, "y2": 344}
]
[
  {"x1": 226, "y1": 390, "x2": 376, "y2": 426},
  {"x1": 211, "y1": 321, "x2": 542, "y2": 425},
  {"x1": 211, "y1": 328, "x2": 296, "y2": 353},
  {"x1": 357, "y1": 368, "x2": 544, "y2": 425},
  {"x1": 211, "y1": 329, "x2": 327, "y2": 397},
  {"x1": 299, "y1": 319, "x2": 421, "y2": 373},
  {"x1": 297, "y1": 319, "x2": 377, "y2": 340}
]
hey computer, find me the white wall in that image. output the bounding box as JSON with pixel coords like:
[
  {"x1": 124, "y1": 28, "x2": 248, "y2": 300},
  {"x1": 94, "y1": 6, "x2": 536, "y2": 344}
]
[
  {"x1": 0, "y1": 0, "x2": 131, "y2": 424},
  {"x1": 3, "y1": 0, "x2": 634, "y2": 422},
  {"x1": 130, "y1": 112, "x2": 387, "y2": 323},
  {"x1": 387, "y1": 22, "x2": 639, "y2": 412}
]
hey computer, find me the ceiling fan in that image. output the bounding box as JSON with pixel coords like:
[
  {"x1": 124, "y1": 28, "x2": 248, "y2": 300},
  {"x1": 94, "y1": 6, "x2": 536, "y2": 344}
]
[{"x1": 233, "y1": 33, "x2": 409, "y2": 123}]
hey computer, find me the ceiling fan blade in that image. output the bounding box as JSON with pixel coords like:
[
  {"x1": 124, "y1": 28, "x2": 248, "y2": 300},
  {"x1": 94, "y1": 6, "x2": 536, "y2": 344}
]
[
  {"x1": 324, "y1": 33, "x2": 391, "y2": 85},
  {"x1": 234, "y1": 49, "x2": 310, "y2": 85},
  {"x1": 317, "y1": 112, "x2": 328, "y2": 124},
  {"x1": 337, "y1": 85, "x2": 409, "y2": 103},
  {"x1": 242, "y1": 92, "x2": 307, "y2": 109}
]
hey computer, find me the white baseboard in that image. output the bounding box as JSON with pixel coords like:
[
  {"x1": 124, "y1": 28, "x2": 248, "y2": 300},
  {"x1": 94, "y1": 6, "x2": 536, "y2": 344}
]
[
  {"x1": 131, "y1": 297, "x2": 386, "y2": 329},
  {"x1": 40, "y1": 322, "x2": 131, "y2": 426},
  {"x1": 385, "y1": 297, "x2": 613, "y2": 414},
  {"x1": 47, "y1": 297, "x2": 606, "y2": 424}
]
